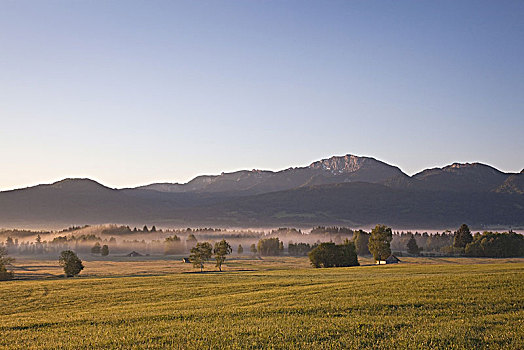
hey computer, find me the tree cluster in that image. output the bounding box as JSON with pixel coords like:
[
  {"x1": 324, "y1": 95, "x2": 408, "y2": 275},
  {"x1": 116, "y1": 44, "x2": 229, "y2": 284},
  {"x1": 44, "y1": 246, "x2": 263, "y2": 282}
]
[
  {"x1": 308, "y1": 241, "x2": 359, "y2": 268},
  {"x1": 288, "y1": 242, "x2": 312, "y2": 256},
  {"x1": 90, "y1": 242, "x2": 110, "y2": 256},
  {"x1": 465, "y1": 231, "x2": 524, "y2": 257},
  {"x1": 189, "y1": 240, "x2": 232, "y2": 272},
  {"x1": 257, "y1": 238, "x2": 282, "y2": 256},
  {"x1": 164, "y1": 235, "x2": 184, "y2": 255},
  {"x1": 310, "y1": 226, "x2": 353, "y2": 235}
]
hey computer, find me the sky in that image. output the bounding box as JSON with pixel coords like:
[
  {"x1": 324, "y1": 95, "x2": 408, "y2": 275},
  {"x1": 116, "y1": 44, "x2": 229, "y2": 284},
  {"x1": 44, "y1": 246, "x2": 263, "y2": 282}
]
[{"x1": 1, "y1": 0, "x2": 523, "y2": 190}]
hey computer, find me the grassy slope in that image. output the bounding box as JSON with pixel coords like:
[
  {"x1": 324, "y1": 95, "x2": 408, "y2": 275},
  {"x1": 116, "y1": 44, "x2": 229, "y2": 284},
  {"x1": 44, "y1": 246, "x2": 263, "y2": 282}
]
[{"x1": 1, "y1": 260, "x2": 523, "y2": 349}]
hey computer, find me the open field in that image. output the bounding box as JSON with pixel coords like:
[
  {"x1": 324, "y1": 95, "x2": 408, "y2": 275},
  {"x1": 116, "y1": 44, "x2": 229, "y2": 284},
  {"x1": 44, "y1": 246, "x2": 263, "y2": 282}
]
[{"x1": 1, "y1": 257, "x2": 523, "y2": 349}]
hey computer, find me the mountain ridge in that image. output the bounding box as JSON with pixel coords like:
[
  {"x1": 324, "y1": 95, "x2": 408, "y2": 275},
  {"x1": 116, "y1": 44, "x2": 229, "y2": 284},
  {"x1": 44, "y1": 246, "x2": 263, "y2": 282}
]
[{"x1": 0, "y1": 154, "x2": 522, "y2": 228}]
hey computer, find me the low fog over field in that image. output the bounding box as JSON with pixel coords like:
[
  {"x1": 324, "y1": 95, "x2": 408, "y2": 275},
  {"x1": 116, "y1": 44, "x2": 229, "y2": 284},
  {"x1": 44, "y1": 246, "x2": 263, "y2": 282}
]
[{"x1": 2, "y1": 224, "x2": 521, "y2": 260}]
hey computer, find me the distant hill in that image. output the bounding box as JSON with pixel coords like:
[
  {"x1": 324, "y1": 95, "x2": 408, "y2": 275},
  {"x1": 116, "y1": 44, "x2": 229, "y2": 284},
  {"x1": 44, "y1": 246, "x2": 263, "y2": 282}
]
[
  {"x1": 410, "y1": 163, "x2": 510, "y2": 192},
  {"x1": 0, "y1": 154, "x2": 522, "y2": 228}
]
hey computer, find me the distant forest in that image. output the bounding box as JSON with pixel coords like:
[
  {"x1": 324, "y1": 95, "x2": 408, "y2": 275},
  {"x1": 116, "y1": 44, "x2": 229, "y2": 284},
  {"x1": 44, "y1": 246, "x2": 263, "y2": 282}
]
[{"x1": 1, "y1": 224, "x2": 522, "y2": 259}]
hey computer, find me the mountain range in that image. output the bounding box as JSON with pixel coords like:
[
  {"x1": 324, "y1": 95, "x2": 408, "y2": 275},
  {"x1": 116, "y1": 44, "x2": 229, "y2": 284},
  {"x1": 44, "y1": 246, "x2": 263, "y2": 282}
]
[{"x1": 1, "y1": 154, "x2": 522, "y2": 229}]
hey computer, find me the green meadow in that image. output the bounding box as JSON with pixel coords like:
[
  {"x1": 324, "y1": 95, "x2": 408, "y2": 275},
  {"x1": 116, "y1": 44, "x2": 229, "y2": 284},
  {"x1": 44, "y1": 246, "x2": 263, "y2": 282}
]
[{"x1": 1, "y1": 258, "x2": 523, "y2": 349}]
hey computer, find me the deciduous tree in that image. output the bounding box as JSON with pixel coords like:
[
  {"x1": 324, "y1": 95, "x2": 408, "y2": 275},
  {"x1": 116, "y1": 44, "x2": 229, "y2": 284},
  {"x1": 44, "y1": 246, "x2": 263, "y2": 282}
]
[
  {"x1": 0, "y1": 246, "x2": 14, "y2": 280},
  {"x1": 213, "y1": 240, "x2": 232, "y2": 272},
  {"x1": 59, "y1": 250, "x2": 84, "y2": 277},
  {"x1": 189, "y1": 242, "x2": 213, "y2": 272},
  {"x1": 353, "y1": 230, "x2": 371, "y2": 255},
  {"x1": 368, "y1": 224, "x2": 393, "y2": 261}
]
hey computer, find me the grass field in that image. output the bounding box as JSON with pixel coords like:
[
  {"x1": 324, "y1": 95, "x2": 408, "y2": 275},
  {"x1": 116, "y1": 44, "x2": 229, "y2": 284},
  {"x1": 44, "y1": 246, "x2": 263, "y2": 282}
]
[{"x1": 1, "y1": 257, "x2": 523, "y2": 349}]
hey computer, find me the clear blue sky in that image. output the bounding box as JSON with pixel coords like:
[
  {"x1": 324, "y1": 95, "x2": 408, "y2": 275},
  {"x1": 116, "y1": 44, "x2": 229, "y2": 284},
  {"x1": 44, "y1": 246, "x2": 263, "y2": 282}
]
[{"x1": 1, "y1": 0, "x2": 523, "y2": 190}]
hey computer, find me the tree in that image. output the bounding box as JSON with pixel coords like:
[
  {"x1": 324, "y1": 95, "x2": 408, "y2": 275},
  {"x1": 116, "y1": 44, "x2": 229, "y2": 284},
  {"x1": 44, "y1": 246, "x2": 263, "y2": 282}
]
[
  {"x1": 368, "y1": 224, "x2": 393, "y2": 261},
  {"x1": 308, "y1": 241, "x2": 359, "y2": 268},
  {"x1": 250, "y1": 243, "x2": 257, "y2": 255},
  {"x1": 189, "y1": 242, "x2": 213, "y2": 272},
  {"x1": 59, "y1": 250, "x2": 84, "y2": 277},
  {"x1": 91, "y1": 242, "x2": 101, "y2": 254},
  {"x1": 151, "y1": 225, "x2": 157, "y2": 232},
  {"x1": 143, "y1": 225, "x2": 149, "y2": 232},
  {"x1": 454, "y1": 224, "x2": 473, "y2": 249},
  {"x1": 213, "y1": 240, "x2": 232, "y2": 272},
  {"x1": 0, "y1": 246, "x2": 14, "y2": 280},
  {"x1": 186, "y1": 234, "x2": 198, "y2": 250},
  {"x1": 353, "y1": 230, "x2": 371, "y2": 255},
  {"x1": 237, "y1": 244, "x2": 243, "y2": 254},
  {"x1": 101, "y1": 245, "x2": 109, "y2": 256},
  {"x1": 406, "y1": 235, "x2": 420, "y2": 255}
]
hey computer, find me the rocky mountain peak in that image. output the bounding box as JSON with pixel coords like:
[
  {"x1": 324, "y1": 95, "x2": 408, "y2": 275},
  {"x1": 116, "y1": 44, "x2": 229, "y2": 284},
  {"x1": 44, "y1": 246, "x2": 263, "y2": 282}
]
[{"x1": 309, "y1": 154, "x2": 373, "y2": 174}]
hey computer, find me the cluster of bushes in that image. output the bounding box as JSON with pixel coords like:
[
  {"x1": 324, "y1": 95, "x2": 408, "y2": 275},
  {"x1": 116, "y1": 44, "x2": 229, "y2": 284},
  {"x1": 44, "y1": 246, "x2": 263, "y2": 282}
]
[{"x1": 308, "y1": 241, "x2": 359, "y2": 268}]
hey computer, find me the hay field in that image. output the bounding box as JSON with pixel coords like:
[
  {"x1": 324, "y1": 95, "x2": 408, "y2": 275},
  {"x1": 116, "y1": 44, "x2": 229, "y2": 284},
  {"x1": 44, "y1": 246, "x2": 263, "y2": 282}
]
[{"x1": 1, "y1": 257, "x2": 523, "y2": 349}]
